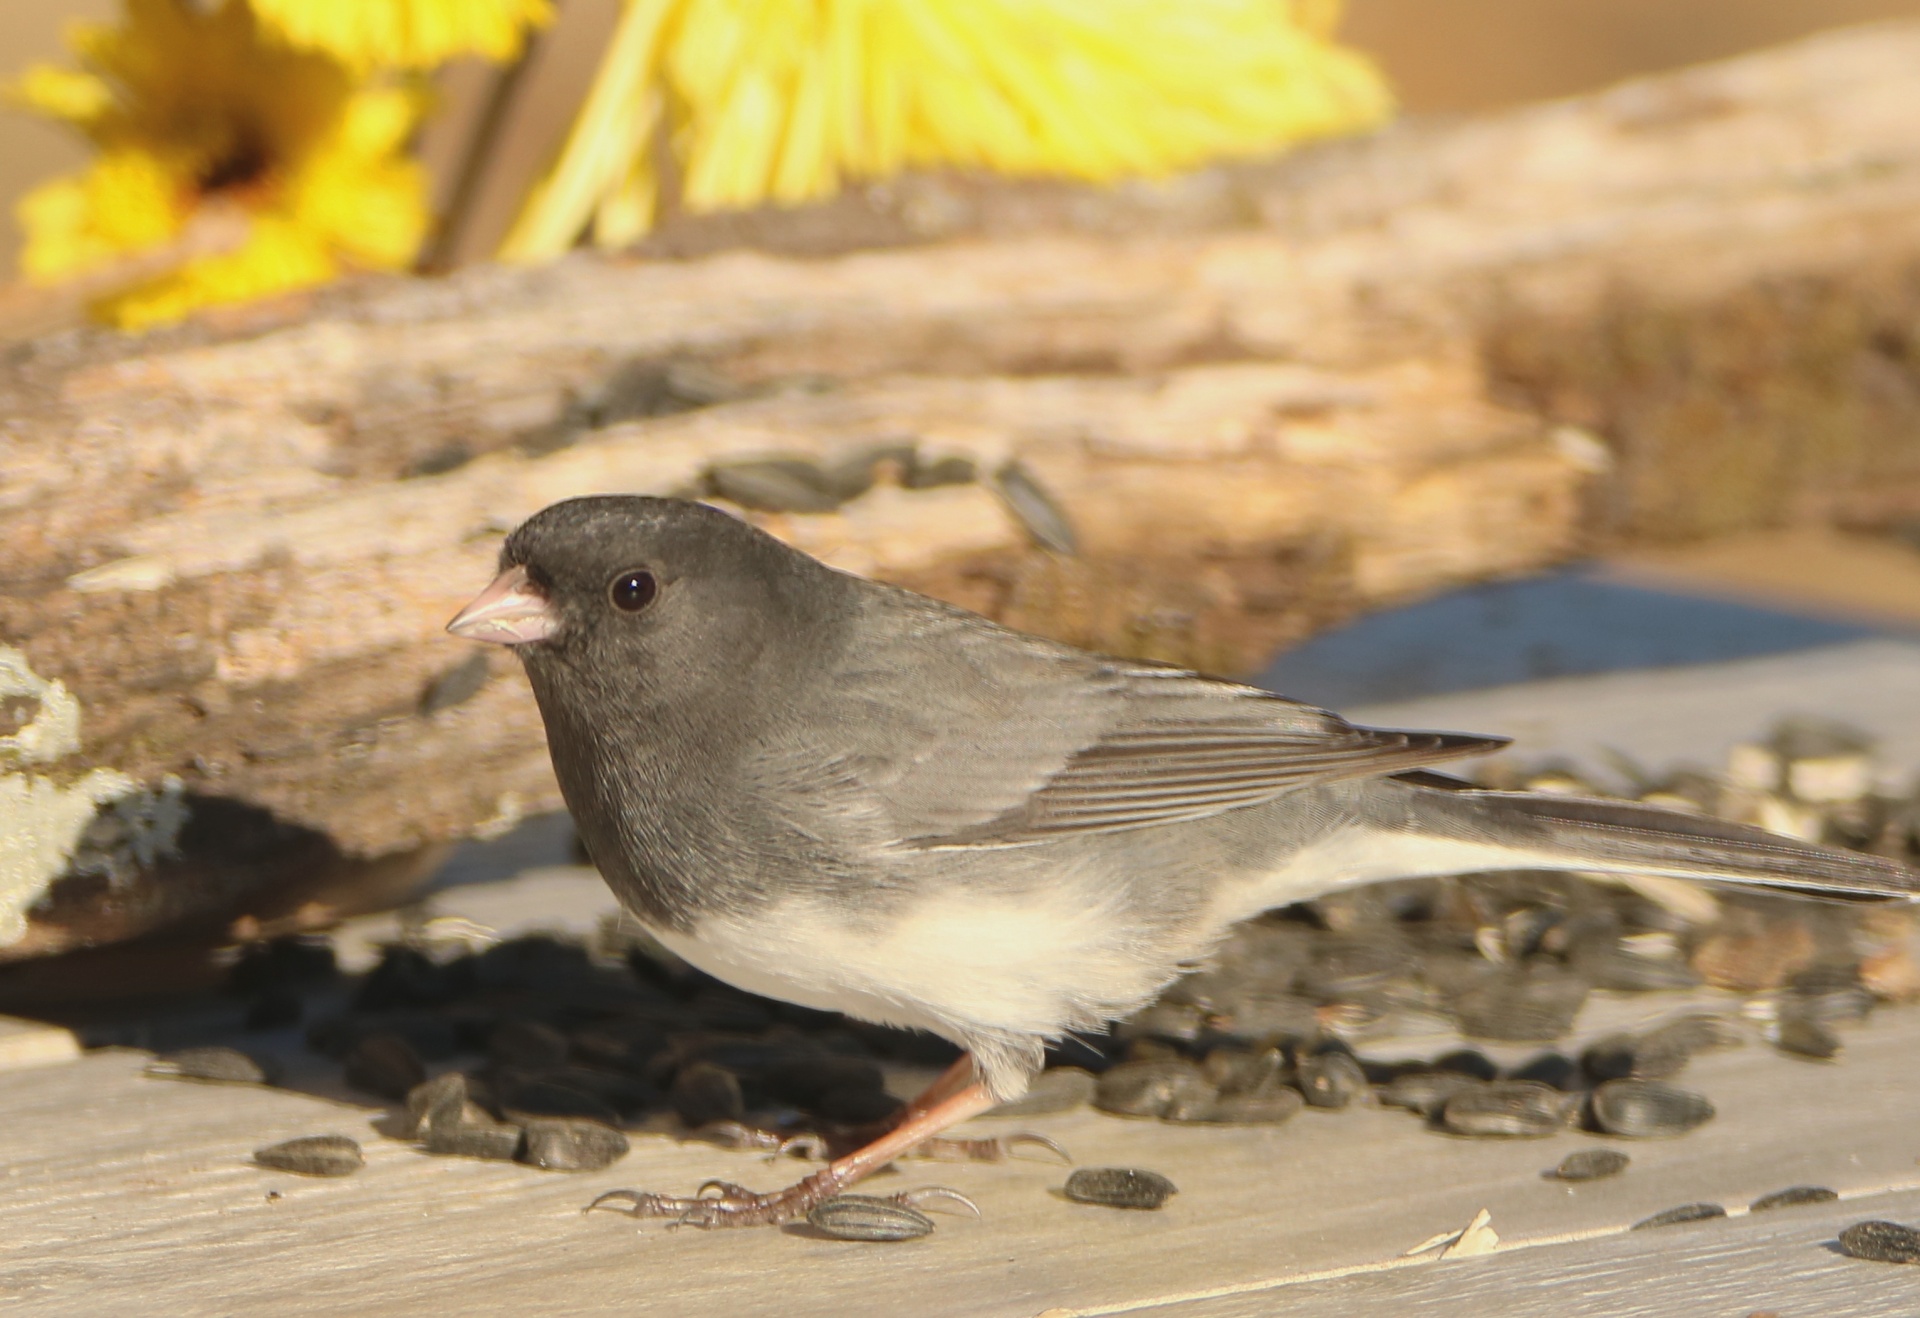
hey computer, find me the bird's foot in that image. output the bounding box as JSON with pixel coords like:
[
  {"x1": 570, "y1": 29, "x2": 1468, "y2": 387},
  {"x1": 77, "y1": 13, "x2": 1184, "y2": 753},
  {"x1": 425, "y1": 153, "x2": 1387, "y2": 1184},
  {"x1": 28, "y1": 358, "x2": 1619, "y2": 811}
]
[
  {"x1": 911, "y1": 1132, "x2": 1072, "y2": 1165},
  {"x1": 688, "y1": 1121, "x2": 1067, "y2": 1166},
  {"x1": 584, "y1": 1169, "x2": 976, "y2": 1229}
]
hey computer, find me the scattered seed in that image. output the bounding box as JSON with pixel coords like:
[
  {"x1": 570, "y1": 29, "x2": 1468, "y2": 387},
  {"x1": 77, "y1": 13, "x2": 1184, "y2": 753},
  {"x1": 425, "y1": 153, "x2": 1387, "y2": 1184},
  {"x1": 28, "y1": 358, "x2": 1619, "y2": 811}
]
[
  {"x1": 1299, "y1": 1051, "x2": 1368, "y2": 1109},
  {"x1": 989, "y1": 1067, "x2": 1095, "y2": 1117},
  {"x1": 1442, "y1": 1082, "x2": 1573, "y2": 1138},
  {"x1": 1507, "y1": 1052, "x2": 1583, "y2": 1091},
  {"x1": 403, "y1": 1072, "x2": 470, "y2": 1140},
  {"x1": 1839, "y1": 1220, "x2": 1920, "y2": 1264},
  {"x1": 487, "y1": 1019, "x2": 571, "y2": 1069},
  {"x1": 1548, "y1": 1149, "x2": 1629, "y2": 1181},
  {"x1": 669, "y1": 1061, "x2": 746, "y2": 1127},
  {"x1": 807, "y1": 1195, "x2": 935, "y2": 1241},
  {"x1": 1063, "y1": 1167, "x2": 1178, "y2": 1210},
  {"x1": 1195, "y1": 1087, "x2": 1304, "y2": 1125},
  {"x1": 1632, "y1": 1203, "x2": 1726, "y2": 1230},
  {"x1": 519, "y1": 1118, "x2": 629, "y2": 1172},
  {"x1": 1093, "y1": 1059, "x2": 1216, "y2": 1120},
  {"x1": 1770, "y1": 1013, "x2": 1841, "y2": 1062},
  {"x1": 1750, "y1": 1186, "x2": 1839, "y2": 1211},
  {"x1": 993, "y1": 459, "x2": 1077, "y2": 555},
  {"x1": 343, "y1": 1032, "x2": 426, "y2": 1100},
  {"x1": 254, "y1": 1135, "x2": 363, "y2": 1177},
  {"x1": 426, "y1": 1113, "x2": 523, "y2": 1161},
  {"x1": 1590, "y1": 1080, "x2": 1715, "y2": 1138},
  {"x1": 145, "y1": 1046, "x2": 273, "y2": 1086},
  {"x1": 705, "y1": 458, "x2": 845, "y2": 514},
  {"x1": 1381, "y1": 1072, "x2": 1483, "y2": 1118}
]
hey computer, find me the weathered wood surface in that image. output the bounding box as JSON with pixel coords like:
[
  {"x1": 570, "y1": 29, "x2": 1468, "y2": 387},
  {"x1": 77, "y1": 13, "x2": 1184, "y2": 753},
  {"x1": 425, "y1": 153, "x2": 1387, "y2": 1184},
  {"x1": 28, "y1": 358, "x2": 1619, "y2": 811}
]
[
  {"x1": 2, "y1": 976, "x2": 1915, "y2": 1317},
  {"x1": 5, "y1": 23, "x2": 1920, "y2": 954}
]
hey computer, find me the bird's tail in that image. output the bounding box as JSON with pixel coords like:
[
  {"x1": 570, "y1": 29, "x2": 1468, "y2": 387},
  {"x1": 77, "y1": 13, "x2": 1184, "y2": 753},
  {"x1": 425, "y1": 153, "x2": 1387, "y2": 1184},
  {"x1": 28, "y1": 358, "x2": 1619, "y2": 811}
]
[{"x1": 1365, "y1": 773, "x2": 1919, "y2": 903}]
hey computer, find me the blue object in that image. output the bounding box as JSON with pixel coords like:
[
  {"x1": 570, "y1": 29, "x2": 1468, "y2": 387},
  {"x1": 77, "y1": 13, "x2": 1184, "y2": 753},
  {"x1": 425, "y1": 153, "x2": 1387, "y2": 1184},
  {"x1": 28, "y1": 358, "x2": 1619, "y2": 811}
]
[{"x1": 1258, "y1": 568, "x2": 1893, "y2": 708}]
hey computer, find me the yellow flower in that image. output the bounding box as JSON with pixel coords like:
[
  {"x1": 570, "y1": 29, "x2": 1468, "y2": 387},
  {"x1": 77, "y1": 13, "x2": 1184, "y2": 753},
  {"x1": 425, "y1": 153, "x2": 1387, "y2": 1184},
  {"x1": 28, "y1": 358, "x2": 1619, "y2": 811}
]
[
  {"x1": 11, "y1": 0, "x2": 427, "y2": 329},
  {"x1": 502, "y1": 0, "x2": 1393, "y2": 262},
  {"x1": 248, "y1": 0, "x2": 553, "y2": 71}
]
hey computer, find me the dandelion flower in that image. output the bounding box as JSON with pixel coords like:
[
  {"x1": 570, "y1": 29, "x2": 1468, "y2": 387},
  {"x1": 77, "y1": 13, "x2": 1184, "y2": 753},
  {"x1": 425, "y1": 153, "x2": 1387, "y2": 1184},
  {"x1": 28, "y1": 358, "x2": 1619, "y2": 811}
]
[
  {"x1": 249, "y1": 0, "x2": 553, "y2": 71},
  {"x1": 501, "y1": 0, "x2": 1393, "y2": 262},
  {"x1": 11, "y1": 0, "x2": 428, "y2": 329}
]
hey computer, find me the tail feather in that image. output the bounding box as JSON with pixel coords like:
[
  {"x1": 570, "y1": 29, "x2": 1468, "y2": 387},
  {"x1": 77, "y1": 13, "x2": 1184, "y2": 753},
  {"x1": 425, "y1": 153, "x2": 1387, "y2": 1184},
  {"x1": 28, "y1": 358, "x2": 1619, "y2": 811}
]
[{"x1": 1389, "y1": 776, "x2": 1920, "y2": 903}]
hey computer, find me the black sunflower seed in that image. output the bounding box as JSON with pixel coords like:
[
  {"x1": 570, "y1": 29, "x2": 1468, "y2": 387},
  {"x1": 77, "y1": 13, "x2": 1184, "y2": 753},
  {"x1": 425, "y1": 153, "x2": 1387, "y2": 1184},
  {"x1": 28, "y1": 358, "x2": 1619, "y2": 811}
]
[
  {"x1": 145, "y1": 1046, "x2": 273, "y2": 1086},
  {"x1": 253, "y1": 1135, "x2": 363, "y2": 1177},
  {"x1": 1442, "y1": 1082, "x2": 1573, "y2": 1138},
  {"x1": 1298, "y1": 1051, "x2": 1368, "y2": 1109},
  {"x1": 1547, "y1": 1149, "x2": 1630, "y2": 1181},
  {"x1": 1093, "y1": 1059, "x2": 1216, "y2": 1120},
  {"x1": 1839, "y1": 1220, "x2": 1920, "y2": 1264},
  {"x1": 518, "y1": 1118, "x2": 629, "y2": 1172},
  {"x1": 668, "y1": 1061, "x2": 745, "y2": 1126},
  {"x1": 1063, "y1": 1167, "x2": 1178, "y2": 1210},
  {"x1": 1631, "y1": 1203, "x2": 1726, "y2": 1230},
  {"x1": 1590, "y1": 1080, "x2": 1715, "y2": 1138},
  {"x1": 807, "y1": 1195, "x2": 935, "y2": 1241},
  {"x1": 1751, "y1": 1186, "x2": 1839, "y2": 1211},
  {"x1": 988, "y1": 1067, "x2": 1096, "y2": 1117},
  {"x1": 343, "y1": 1032, "x2": 426, "y2": 1100}
]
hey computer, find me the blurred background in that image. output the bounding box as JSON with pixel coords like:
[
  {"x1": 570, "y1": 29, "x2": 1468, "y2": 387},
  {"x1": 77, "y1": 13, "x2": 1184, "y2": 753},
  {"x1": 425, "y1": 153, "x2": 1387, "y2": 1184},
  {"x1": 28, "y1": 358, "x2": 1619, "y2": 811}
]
[{"x1": 4, "y1": 0, "x2": 1919, "y2": 272}]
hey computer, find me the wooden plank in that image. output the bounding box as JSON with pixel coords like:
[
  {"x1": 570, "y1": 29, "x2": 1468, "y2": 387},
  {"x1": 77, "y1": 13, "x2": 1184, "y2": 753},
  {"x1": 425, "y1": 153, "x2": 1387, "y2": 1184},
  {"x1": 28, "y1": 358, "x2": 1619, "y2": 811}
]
[
  {"x1": 0, "y1": 1015, "x2": 78, "y2": 1072},
  {"x1": 1, "y1": 1002, "x2": 1916, "y2": 1315},
  {"x1": 1127, "y1": 1186, "x2": 1920, "y2": 1318}
]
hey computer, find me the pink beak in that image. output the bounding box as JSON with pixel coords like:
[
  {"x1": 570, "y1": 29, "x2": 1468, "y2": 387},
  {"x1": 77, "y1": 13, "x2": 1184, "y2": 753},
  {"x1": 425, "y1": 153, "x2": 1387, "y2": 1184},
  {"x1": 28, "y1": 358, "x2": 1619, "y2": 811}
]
[{"x1": 446, "y1": 565, "x2": 556, "y2": 645}]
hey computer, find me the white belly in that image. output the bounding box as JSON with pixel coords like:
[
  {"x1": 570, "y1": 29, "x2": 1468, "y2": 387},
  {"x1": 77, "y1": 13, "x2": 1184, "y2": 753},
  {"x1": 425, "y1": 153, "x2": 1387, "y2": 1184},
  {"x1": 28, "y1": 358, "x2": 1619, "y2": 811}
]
[{"x1": 649, "y1": 877, "x2": 1169, "y2": 1045}]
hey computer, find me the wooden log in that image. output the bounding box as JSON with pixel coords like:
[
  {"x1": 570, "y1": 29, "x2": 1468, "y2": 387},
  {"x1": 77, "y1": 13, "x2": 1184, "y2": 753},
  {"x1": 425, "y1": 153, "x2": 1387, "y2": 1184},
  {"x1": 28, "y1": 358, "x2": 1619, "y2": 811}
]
[{"x1": 3, "y1": 23, "x2": 1920, "y2": 957}]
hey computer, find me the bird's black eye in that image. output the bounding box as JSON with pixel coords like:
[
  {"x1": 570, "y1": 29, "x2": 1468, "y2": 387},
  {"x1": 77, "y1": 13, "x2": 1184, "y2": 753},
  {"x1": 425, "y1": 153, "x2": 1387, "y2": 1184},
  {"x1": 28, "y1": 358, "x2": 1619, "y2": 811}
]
[{"x1": 609, "y1": 569, "x2": 658, "y2": 613}]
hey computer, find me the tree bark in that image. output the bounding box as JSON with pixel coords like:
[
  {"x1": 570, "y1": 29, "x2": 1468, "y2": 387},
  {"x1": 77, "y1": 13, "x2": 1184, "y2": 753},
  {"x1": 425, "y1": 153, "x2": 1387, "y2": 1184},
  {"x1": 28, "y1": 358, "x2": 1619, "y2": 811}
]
[{"x1": 4, "y1": 23, "x2": 1920, "y2": 956}]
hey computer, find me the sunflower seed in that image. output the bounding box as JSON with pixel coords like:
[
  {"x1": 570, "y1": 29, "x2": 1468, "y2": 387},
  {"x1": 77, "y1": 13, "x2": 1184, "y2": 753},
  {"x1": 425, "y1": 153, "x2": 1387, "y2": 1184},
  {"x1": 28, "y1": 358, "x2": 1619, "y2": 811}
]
[
  {"x1": 1751, "y1": 1186, "x2": 1839, "y2": 1211},
  {"x1": 1839, "y1": 1220, "x2": 1920, "y2": 1264},
  {"x1": 402, "y1": 1072, "x2": 470, "y2": 1140},
  {"x1": 343, "y1": 1032, "x2": 426, "y2": 1100},
  {"x1": 1442, "y1": 1082, "x2": 1574, "y2": 1138},
  {"x1": 518, "y1": 1118, "x2": 629, "y2": 1172},
  {"x1": 1548, "y1": 1149, "x2": 1629, "y2": 1181},
  {"x1": 1507, "y1": 1052, "x2": 1583, "y2": 1091},
  {"x1": 425, "y1": 1111, "x2": 523, "y2": 1161},
  {"x1": 253, "y1": 1135, "x2": 363, "y2": 1177},
  {"x1": 993, "y1": 460, "x2": 1077, "y2": 555},
  {"x1": 1632, "y1": 1202, "x2": 1726, "y2": 1230},
  {"x1": 1298, "y1": 1050, "x2": 1368, "y2": 1109},
  {"x1": 1194, "y1": 1087, "x2": 1305, "y2": 1125},
  {"x1": 487, "y1": 1019, "x2": 571, "y2": 1069},
  {"x1": 145, "y1": 1046, "x2": 273, "y2": 1086},
  {"x1": 1770, "y1": 1012, "x2": 1841, "y2": 1061},
  {"x1": 1063, "y1": 1167, "x2": 1178, "y2": 1210},
  {"x1": 1093, "y1": 1059, "x2": 1216, "y2": 1120},
  {"x1": 1590, "y1": 1080, "x2": 1715, "y2": 1138},
  {"x1": 1380, "y1": 1071, "x2": 1483, "y2": 1118},
  {"x1": 1453, "y1": 968, "x2": 1591, "y2": 1042},
  {"x1": 807, "y1": 1195, "x2": 935, "y2": 1241},
  {"x1": 989, "y1": 1067, "x2": 1096, "y2": 1117},
  {"x1": 668, "y1": 1061, "x2": 745, "y2": 1126},
  {"x1": 705, "y1": 458, "x2": 844, "y2": 513}
]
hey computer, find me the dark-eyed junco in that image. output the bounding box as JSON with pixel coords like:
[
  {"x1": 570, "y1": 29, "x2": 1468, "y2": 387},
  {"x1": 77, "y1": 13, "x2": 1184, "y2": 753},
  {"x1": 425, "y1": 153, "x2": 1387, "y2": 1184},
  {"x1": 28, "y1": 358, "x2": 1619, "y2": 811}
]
[{"x1": 449, "y1": 495, "x2": 1917, "y2": 1225}]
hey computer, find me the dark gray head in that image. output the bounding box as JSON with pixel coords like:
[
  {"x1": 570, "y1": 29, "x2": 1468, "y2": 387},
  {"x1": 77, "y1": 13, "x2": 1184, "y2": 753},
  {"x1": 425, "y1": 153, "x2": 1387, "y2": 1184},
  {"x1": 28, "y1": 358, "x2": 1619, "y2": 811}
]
[{"x1": 447, "y1": 495, "x2": 849, "y2": 707}]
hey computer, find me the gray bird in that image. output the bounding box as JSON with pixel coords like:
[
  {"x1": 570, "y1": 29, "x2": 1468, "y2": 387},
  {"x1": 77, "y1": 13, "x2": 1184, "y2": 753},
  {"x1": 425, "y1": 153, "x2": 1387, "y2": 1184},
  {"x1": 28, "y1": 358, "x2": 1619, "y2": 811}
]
[{"x1": 448, "y1": 495, "x2": 1917, "y2": 1226}]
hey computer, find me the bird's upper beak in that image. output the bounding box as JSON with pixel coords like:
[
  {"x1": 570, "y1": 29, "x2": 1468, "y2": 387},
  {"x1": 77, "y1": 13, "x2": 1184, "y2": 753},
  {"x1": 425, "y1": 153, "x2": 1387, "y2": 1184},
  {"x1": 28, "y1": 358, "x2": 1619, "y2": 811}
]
[{"x1": 446, "y1": 565, "x2": 556, "y2": 645}]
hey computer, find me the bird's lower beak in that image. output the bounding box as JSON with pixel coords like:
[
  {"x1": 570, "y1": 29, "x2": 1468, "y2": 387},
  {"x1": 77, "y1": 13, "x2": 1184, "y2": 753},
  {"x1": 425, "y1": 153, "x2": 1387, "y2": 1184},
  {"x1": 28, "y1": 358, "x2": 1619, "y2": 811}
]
[{"x1": 446, "y1": 565, "x2": 555, "y2": 645}]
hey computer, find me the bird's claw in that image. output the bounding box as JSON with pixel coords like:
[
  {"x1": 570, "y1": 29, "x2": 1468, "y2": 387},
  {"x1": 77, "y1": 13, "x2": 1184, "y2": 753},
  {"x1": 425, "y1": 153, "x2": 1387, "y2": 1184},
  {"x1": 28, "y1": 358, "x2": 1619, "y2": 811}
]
[
  {"x1": 584, "y1": 1169, "x2": 845, "y2": 1228},
  {"x1": 911, "y1": 1131, "x2": 1071, "y2": 1165}
]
